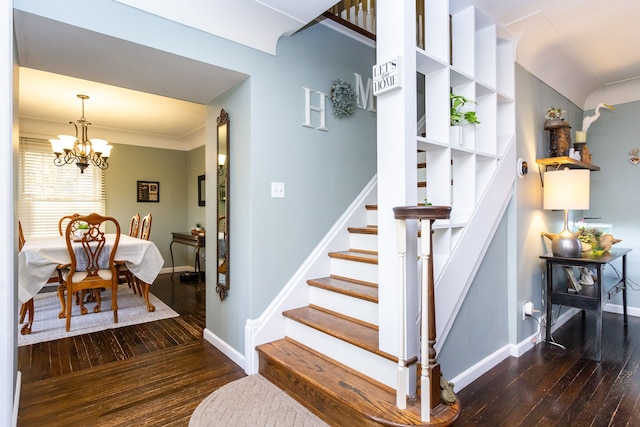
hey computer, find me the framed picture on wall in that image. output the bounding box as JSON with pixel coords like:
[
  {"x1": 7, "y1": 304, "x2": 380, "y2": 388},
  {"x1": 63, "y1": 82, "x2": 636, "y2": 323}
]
[{"x1": 137, "y1": 181, "x2": 160, "y2": 202}]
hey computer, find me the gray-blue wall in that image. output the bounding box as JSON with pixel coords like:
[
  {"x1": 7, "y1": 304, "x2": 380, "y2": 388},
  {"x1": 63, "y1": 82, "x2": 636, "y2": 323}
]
[
  {"x1": 203, "y1": 24, "x2": 377, "y2": 350},
  {"x1": 585, "y1": 101, "x2": 640, "y2": 307},
  {"x1": 15, "y1": 0, "x2": 377, "y2": 353},
  {"x1": 439, "y1": 214, "x2": 509, "y2": 378}
]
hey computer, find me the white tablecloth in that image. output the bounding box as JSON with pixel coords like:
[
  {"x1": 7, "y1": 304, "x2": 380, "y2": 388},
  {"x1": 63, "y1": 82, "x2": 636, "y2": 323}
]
[{"x1": 18, "y1": 234, "x2": 164, "y2": 304}]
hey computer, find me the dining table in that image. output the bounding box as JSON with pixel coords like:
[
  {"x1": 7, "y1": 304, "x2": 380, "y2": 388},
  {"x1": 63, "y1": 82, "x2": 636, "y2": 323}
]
[{"x1": 18, "y1": 234, "x2": 165, "y2": 330}]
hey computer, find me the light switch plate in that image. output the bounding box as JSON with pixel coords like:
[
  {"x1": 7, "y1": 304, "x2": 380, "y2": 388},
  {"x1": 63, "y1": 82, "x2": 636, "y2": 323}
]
[{"x1": 271, "y1": 182, "x2": 285, "y2": 198}]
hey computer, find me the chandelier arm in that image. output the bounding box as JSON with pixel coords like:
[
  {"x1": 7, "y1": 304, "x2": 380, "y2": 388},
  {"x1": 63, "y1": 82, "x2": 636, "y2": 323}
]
[{"x1": 51, "y1": 94, "x2": 113, "y2": 172}]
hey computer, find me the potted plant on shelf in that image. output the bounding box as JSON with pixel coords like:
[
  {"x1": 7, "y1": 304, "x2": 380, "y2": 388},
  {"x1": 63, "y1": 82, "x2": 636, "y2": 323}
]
[{"x1": 450, "y1": 93, "x2": 480, "y2": 145}]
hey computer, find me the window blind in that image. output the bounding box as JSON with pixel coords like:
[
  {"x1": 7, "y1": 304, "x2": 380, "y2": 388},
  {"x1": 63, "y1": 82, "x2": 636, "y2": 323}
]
[{"x1": 18, "y1": 138, "x2": 106, "y2": 237}]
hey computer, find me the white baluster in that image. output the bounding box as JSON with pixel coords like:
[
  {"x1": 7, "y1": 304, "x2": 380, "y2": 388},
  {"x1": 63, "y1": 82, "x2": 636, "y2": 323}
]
[
  {"x1": 396, "y1": 218, "x2": 407, "y2": 409},
  {"x1": 420, "y1": 218, "x2": 431, "y2": 422}
]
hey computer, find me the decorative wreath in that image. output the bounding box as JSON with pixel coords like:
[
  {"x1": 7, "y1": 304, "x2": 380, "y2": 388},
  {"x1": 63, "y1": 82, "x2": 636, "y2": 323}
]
[{"x1": 330, "y1": 78, "x2": 357, "y2": 119}]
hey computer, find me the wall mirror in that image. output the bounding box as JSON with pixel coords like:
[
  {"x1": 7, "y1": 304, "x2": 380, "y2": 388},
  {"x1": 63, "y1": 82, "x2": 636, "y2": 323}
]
[
  {"x1": 198, "y1": 175, "x2": 205, "y2": 206},
  {"x1": 216, "y1": 109, "x2": 230, "y2": 300}
]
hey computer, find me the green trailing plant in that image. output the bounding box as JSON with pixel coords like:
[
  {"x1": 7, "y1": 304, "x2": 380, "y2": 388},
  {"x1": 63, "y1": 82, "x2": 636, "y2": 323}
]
[
  {"x1": 330, "y1": 78, "x2": 357, "y2": 119},
  {"x1": 450, "y1": 93, "x2": 480, "y2": 126},
  {"x1": 77, "y1": 222, "x2": 89, "y2": 230},
  {"x1": 576, "y1": 227, "x2": 604, "y2": 255}
]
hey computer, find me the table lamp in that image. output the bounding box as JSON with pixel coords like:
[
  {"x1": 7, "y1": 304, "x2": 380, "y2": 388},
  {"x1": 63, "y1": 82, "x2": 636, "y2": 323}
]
[{"x1": 543, "y1": 168, "x2": 590, "y2": 257}]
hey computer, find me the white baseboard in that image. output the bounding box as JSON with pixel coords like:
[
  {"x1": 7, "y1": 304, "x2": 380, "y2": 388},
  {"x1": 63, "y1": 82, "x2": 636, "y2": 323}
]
[
  {"x1": 449, "y1": 345, "x2": 512, "y2": 391},
  {"x1": 604, "y1": 302, "x2": 640, "y2": 317},
  {"x1": 451, "y1": 307, "x2": 581, "y2": 391},
  {"x1": 13, "y1": 371, "x2": 20, "y2": 427},
  {"x1": 159, "y1": 265, "x2": 193, "y2": 275},
  {"x1": 203, "y1": 328, "x2": 245, "y2": 370}
]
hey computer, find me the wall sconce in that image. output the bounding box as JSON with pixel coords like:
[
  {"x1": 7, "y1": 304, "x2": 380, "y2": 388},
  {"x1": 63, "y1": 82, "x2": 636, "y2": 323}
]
[
  {"x1": 543, "y1": 168, "x2": 590, "y2": 257},
  {"x1": 218, "y1": 153, "x2": 226, "y2": 175}
]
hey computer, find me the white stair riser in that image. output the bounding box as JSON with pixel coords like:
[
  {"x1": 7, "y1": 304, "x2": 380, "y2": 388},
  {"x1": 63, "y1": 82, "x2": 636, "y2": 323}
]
[
  {"x1": 350, "y1": 233, "x2": 377, "y2": 253},
  {"x1": 309, "y1": 286, "x2": 378, "y2": 326},
  {"x1": 330, "y1": 258, "x2": 378, "y2": 283},
  {"x1": 367, "y1": 209, "x2": 377, "y2": 227},
  {"x1": 285, "y1": 319, "x2": 397, "y2": 389}
]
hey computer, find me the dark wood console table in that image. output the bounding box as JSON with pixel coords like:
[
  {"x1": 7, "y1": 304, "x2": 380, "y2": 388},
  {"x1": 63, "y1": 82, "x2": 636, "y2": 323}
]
[
  {"x1": 540, "y1": 248, "x2": 631, "y2": 361},
  {"x1": 170, "y1": 232, "x2": 205, "y2": 278}
]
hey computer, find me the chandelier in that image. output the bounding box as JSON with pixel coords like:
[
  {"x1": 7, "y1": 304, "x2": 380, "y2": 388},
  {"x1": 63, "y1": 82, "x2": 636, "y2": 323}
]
[{"x1": 49, "y1": 94, "x2": 113, "y2": 174}]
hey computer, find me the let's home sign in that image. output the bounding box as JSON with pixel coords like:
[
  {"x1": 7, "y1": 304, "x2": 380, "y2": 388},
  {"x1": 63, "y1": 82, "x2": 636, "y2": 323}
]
[{"x1": 372, "y1": 56, "x2": 402, "y2": 96}]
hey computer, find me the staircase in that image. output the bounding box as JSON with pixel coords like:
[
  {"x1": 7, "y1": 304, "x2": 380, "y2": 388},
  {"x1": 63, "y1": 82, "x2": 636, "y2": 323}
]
[
  {"x1": 256, "y1": 205, "x2": 459, "y2": 426},
  {"x1": 251, "y1": 1, "x2": 515, "y2": 424}
]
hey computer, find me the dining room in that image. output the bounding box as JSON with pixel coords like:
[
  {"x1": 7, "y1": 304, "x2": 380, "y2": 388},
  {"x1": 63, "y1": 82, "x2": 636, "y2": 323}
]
[{"x1": 16, "y1": 74, "x2": 219, "y2": 339}]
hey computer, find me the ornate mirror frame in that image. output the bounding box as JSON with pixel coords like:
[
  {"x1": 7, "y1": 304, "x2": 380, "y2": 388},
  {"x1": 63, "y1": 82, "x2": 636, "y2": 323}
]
[{"x1": 216, "y1": 109, "x2": 230, "y2": 300}]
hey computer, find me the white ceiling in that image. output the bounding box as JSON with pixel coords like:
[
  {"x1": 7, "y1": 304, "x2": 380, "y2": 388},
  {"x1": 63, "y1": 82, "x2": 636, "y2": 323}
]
[
  {"x1": 473, "y1": 0, "x2": 640, "y2": 108},
  {"x1": 14, "y1": 0, "x2": 640, "y2": 147}
]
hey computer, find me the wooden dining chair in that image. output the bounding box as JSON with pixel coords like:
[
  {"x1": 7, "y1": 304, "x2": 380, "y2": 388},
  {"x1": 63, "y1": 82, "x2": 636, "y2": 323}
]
[
  {"x1": 58, "y1": 213, "x2": 80, "y2": 238},
  {"x1": 57, "y1": 213, "x2": 121, "y2": 332},
  {"x1": 128, "y1": 213, "x2": 140, "y2": 238},
  {"x1": 131, "y1": 213, "x2": 153, "y2": 296},
  {"x1": 119, "y1": 213, "x2": 140, "y2": 293},
  {"x1": 140, "y1": 213, "x2": 152, "y2": 241},
  {"x1": 18, "y1": 221, "x2": 35, "y2": 335}
]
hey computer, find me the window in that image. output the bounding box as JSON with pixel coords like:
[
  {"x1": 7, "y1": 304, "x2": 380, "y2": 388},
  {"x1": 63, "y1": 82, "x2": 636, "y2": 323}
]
[{"x1": 18, "y1": 138, "x2": 105, "y2": 237}]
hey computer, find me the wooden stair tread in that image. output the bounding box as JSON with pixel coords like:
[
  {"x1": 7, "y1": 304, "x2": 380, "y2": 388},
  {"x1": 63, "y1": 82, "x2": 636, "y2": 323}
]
[
  {"x1": 347, "y1": 225, "x2": 378, "y2": 235},
  {"x1": 307, "y1": 276, "x2": 378, "y2": 302},
  {"x1": 257, "y1": 338, "x2": 460, "y2": 426},
  {"x1": 283, "y1": 305, "x2": 393, "y2": 361},
  {"x1": 328, "y1": 250, "x2": 378, "y2": 264}
]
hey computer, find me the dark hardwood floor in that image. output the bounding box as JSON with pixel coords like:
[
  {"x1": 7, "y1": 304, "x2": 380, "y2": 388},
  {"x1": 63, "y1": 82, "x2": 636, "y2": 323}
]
[
  {"x1": 18, "y1": 274, "x2": 640, "y2": 426},
  {"x1": 17, "y1": 273, "x2": 246, "y2": 426},
  {"x1": 456, "y1": 310, "x2": 640, "y2": 426}
]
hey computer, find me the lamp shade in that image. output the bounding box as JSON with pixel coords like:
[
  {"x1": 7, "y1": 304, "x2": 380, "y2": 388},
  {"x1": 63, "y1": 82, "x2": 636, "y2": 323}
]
[{"x1": 543, "y1": 168, "x2": 590, "y2": 210}]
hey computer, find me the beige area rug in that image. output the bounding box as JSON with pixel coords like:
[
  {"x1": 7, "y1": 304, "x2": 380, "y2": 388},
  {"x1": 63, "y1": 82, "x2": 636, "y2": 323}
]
[
  {"x1": 189, "y1": 375, "x2": 328, "y2": 426},
  {"x1": 18, "y1": 284, "x2": 179, "y2": 346}
]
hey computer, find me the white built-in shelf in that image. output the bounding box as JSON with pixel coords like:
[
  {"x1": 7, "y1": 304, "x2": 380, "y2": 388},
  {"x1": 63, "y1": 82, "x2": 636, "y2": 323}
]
[{"x1": 417, "y1": 1, "x2": 515, "y2": 258}]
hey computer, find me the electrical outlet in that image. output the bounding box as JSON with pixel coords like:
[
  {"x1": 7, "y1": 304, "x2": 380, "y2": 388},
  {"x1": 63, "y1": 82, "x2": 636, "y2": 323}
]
[
  {"x1": 523, "y1": 301, "x2": 535, "y2": 320},
  {"x1": 271, "y1": 182, "x2": 285, "y2": 198}
]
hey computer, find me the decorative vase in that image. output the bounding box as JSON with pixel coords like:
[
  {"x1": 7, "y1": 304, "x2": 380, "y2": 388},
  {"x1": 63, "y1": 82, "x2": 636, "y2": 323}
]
[{"x1": 449, "y1": 126, "x2": 462, "y2": 146}]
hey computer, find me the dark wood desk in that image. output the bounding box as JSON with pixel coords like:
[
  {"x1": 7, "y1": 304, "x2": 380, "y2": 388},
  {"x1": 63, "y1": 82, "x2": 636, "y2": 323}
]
[
  {"x1": 540, "y1": 248, "x2": 631, "y2": 361},
  {"x1": 170, "y1": 232, "x2": 205, "y2": 277}
]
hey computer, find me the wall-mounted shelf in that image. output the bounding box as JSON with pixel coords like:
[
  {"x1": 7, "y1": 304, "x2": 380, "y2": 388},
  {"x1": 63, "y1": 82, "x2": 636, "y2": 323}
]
[{"x1": 536, "y1": 156, "x2": 600, "y2": 171}]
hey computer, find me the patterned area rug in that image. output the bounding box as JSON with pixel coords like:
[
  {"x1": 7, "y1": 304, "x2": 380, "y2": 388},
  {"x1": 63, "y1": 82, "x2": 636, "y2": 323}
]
[
  {"x1": 189, "y1": 375, "x2": 328, "y2": 426},
  {"x1": 18, "y1": 285, "x2": 179, "y2": 346}
]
